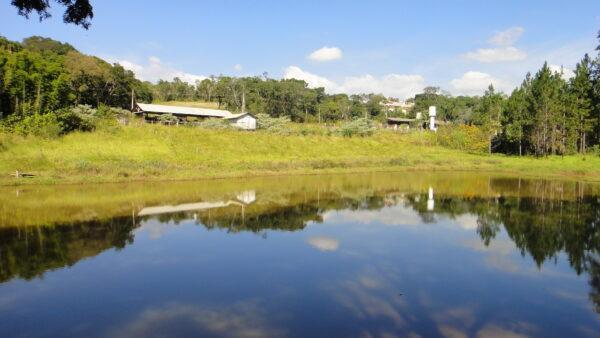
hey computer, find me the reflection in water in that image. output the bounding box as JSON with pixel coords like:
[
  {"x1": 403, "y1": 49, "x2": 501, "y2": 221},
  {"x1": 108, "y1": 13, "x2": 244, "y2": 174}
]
[
  {"x1": 0, "y1": 217, "x2": 138, "y2": 283},
  {"x1": 0, "y1": 173, "x2": 599, "y2": 336}
]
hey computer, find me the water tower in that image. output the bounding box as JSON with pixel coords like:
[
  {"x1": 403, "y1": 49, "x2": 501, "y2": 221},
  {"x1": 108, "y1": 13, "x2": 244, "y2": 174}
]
[{"x1": 428, "y1": 106, "x2": 437, "y2": 131}]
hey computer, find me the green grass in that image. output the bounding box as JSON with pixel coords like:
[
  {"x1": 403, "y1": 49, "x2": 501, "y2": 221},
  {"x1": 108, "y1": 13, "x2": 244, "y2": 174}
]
[{"x1": 1, "y1": 123, "x2": 600, "y2": 185}]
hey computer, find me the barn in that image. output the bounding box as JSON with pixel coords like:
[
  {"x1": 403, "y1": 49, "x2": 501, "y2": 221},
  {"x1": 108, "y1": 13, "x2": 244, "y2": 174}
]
[{"x1": 133, "y1": 103, "x2": 257, "y2": 130}]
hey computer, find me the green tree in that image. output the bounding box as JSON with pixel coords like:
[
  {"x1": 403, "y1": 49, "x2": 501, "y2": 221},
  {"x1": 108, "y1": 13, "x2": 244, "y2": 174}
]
[
  {"x1": 568, "y1": 54, "x2": 594, "y2": 153},
  {"x1": 473, "y1": 85, "x2": 505, "y2": 153},
  {"x1": 10, "y1": 0, "x2": 94, "y2": 29}
]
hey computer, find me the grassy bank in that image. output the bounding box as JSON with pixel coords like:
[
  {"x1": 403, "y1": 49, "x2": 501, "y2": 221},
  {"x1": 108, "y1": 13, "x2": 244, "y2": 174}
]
[{"x1": 1, "y1": 123, "x2": 600, "y2": 185}]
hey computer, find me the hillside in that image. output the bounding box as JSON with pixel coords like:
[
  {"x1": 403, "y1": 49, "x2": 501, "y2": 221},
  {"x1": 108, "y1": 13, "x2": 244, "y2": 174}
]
[{"x1": 1, "y1": 123, "x2": 599, "y2": 185}]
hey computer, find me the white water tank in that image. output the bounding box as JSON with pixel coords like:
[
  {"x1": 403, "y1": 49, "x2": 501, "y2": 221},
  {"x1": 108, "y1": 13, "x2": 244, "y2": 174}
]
[{"x1": 428, "y1": 106, "x2": 437, "y2": 131}]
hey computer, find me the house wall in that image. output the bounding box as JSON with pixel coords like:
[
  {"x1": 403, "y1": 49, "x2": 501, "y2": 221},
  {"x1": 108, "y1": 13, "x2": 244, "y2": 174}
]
[{"x1": 234, "y1": 115, "x2": 256, "y2": 130}]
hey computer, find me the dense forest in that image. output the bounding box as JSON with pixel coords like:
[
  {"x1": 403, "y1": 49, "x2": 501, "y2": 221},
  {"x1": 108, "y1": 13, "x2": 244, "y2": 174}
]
[{"x1": 1, "y1": 33, "x2": 600, "y2": 156}]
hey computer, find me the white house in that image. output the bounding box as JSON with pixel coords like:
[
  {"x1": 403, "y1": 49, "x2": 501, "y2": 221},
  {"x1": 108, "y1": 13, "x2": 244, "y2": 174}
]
[{"x1": 133, "y1": 103, "x2": 257, "y2": 130}]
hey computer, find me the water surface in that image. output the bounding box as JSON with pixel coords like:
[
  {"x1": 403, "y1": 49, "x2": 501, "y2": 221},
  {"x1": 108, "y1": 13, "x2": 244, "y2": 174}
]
[{"x1": 0, "y1": 173, "x2": 599, "y2": 337}]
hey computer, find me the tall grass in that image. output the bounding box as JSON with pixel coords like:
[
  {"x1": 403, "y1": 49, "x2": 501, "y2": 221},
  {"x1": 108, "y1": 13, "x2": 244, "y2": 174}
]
[{"x1": 0, "y1": 122, "x2": 599, "y2": 185}]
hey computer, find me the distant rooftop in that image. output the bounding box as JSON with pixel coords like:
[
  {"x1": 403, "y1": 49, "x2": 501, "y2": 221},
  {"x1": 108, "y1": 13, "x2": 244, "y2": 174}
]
[{"x1": 135, "y1": 103, "x2": 233, "y2": 118}]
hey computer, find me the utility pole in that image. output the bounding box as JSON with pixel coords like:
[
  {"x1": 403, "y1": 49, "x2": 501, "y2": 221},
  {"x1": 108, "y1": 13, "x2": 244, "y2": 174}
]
[{"x1": 130, "y1": 88, "x2": 135, "y2": 111}]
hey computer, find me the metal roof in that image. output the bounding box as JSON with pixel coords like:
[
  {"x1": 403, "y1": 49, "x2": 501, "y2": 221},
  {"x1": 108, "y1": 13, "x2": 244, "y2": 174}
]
[
  {"x1": 136, "y1": 103, "x2": 233, "y2": 118},
  {"x1": 224, "y1": 112, "x2": 255, "y2": 120}
]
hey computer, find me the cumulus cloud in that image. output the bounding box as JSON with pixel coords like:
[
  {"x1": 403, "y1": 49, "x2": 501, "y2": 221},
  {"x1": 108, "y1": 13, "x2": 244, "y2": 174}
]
[
  {"x1": 283, "y1": 66, "x2": 338, "y2": 91},
  {"x1": 283, "y1": 66, "x2": 425, "y2": 99},
  {"x1": 113, "y1": 56, "x2": 206, "y2": 84},
  {"x1": 488, "y1": 27, "x2": 525, "y2": 46},
  {"x1": 549, "y1": 64, "x2": 575, "y2": 80},
  {"x1": 339, "y1": 74, "x2": 426, "y2": 99},
  {"x1": 308, "y1": 46, "x2": 343, "y2": 62},
  {"x1": 465, "y1": 47, "x2": 527, "y2": 63},
  {"x1": 450, "y1": 71, "x2": 510, "y2": 96},
  {"x1": 233, "y1": 63, "x2": 243, "y2": 71},
  {"x1": 465, "y1": 27, "x2": 527, "y2": 63}
]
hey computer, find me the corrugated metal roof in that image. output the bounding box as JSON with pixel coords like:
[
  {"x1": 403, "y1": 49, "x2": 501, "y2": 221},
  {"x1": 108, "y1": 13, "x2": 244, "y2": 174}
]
[
  {"x1": 224, "y1": 112, "x2": 255, "y2": 120},
  {"x1": 136, "y1": 103, "x2": 233, "y2": 118}
]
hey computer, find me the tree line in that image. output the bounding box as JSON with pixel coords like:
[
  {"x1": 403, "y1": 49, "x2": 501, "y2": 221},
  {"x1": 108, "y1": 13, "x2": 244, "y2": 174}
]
[
  {"x1": 2, "y1": 33, "x2": 600, "y2": 156},
  {"x1": 0, "y1": 35, "x2": 152, "y2": 119},
  {"x1": 152, "y1": 76, "x2": 390, "y2": 122}
]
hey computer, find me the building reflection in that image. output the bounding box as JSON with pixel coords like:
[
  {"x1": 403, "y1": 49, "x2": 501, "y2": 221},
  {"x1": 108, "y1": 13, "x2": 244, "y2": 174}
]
[{"x1": 0, "y1": 180, "x2": 598, "y2": 312}]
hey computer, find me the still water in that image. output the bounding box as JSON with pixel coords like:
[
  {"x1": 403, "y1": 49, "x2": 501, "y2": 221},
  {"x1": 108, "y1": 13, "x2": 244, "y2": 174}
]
[{"x1": 0, "y1": 173, "x2": 598, "y2": 337}]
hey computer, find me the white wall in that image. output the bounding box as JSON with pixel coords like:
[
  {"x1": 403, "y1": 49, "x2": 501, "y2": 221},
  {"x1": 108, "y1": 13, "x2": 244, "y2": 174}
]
[{"x1": 234, "y1": 115, "x2": 256, "y2": 130}]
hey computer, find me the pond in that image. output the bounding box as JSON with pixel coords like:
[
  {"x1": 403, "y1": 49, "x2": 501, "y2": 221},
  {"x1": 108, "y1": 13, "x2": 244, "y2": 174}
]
[{"x1": 0, "y1": 173, "x2": 599, "y2": 337}]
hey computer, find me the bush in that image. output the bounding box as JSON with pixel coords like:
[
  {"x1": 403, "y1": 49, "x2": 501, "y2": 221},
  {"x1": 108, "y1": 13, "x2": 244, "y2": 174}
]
[
  {"x1": 158, "y1": 113, "x2": 179, "y2": 125},
  {"x1": 434, "y1": 124, "x2": 488, "y2": 153},
  {"x1": 12, "y1": 113, "x2": 62, "y2": 138},
  {"x1": 198, "y1": 118, "x2": 234, "y2": 130},
  {"x1": 256, "y1": 114, "x2": 291, "y2": 135},
  {"x1": 588, "y1": 145, "x2": 600, "y2": 157},
  {"x1": 337, "y1": 118, "x2": 375, "y2": 137},
  {"x1": 56, "y1": 110, "x2": 95, "y2": 134}
]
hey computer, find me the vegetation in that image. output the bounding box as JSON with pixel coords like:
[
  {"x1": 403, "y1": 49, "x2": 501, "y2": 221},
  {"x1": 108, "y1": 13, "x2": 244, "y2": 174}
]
[
  {"x1": 1, "y1": 122, "x2": 600, "y2": 186},
  {"x1": 1, "y1": 173, "x2": 598, "y2": 311},
  {"x1": 1, "y1": 33, "x2": 600, "y2": 185},
  {"x1": 10, "y1": 0, "x2": 94, "y2": 29}
]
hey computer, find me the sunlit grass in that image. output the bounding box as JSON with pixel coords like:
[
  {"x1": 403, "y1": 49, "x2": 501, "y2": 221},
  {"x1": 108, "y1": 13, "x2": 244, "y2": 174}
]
[{"x1": 0, "y1": 122, "x2": 599, "y2": 185}]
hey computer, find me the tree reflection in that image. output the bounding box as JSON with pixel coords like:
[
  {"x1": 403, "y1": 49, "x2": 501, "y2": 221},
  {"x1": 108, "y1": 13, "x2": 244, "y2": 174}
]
[
  {"x1": 1, "y1": 178, "x2": 599, "y2": 311},
  {"x1": 404, "y1": 192, "x2": 600, "y2": 312},
  {"x1": 0, "y1": 216, "x2": 138, "y2": 282}
]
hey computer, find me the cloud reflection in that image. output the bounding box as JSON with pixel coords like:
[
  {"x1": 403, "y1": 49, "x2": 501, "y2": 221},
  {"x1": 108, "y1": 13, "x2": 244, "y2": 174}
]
[
  {"x1": 307, "y1": 236, "x2": 340, "y2": 252},
  {"x1": 112, "y1": 301, "x2": 285, "y2": 338}
]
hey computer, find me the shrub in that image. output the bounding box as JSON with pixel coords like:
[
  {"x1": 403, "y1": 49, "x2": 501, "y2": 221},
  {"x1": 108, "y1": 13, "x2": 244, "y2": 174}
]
[
  {"x1": 434, "y1": 124, "x2": 488, "y2": 153},
  {"x1": 337, "y1": 118, "x2": 375, "y2": 137},
  {"x1": 588, "y1": 145, "x2": 600, "y2": 157},
  {"x1": 256, "y1": 113, "x2": 291, "y2": 135},
  {"x1": 158, "y1": 113, "x2": 179, "y2": 125},
  {"x1": 56, "y1": 110, "x2": 96, "y2": 134},
  {"x1": 199, "y1": 118, "x2": 234, "y2": 130},
  {"x1": 12, "y1": 113, "x2": 62, "y2": 138}
]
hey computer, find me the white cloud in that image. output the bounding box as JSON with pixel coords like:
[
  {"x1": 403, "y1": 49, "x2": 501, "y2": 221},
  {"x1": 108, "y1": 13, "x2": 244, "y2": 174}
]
[
  {"x1": 308, "y1": 46, "x2": 343, "y2": 62},
  {"x1": 340, "y1": 73, "x2": 425, "y2": 98},
  {"x1": 283, "y1": 66, "x2": 425, "y2": 99},
  {"x1": 307, "y1": 236, "x2": 340, "y2": 252},
  {"x1": 113, "y1": 56, "x2": 206, "y2": 84},
  {"x1": 450, "y1": 71, "x2": 511, "y2": 96},
  {"x1": 488, "y1": 27, "x2": 525, "y2": 46},
  {"x1": 549, "y1": 64, "x2": 575, "y2": 80},
  {"x1": 283, "y1": 66, "x2": 338, "y2": 91},
  {"x1": 465, "y1": 47, "x2": 527, "y2": 63},
  {"x1": 465, "y1": 27, "x2": 527, "y2": 63},
  {"x1": 233, "y1": 63, "x2": 243, "y2": 71}
]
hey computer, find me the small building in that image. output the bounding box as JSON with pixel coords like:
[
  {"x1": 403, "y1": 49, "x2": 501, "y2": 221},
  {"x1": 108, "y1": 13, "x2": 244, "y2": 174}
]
[
  {"x1": 387, "y1": 117, "x2": 416, "y2": 130},
  {"x1": 381, "y1": 100, "x2": 414, "y2": 114},
  {"x1": 133, "y1": 103, "x2": 256, "y2": 130},
  {"x1": 225, "y1": 112, "x2": 257, "y2": 130}
]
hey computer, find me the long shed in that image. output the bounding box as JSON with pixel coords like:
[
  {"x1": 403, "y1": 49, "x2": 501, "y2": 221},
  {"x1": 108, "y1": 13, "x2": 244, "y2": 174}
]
[{"x1": 133, "y1": 103, "x2": 257, "y2": 130}]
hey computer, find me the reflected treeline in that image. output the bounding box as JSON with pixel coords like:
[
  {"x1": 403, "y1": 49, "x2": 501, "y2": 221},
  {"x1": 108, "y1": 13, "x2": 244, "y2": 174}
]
[
  {"x1": 404, "y1": 192, "x2": 600, "y2": 312},
  {"x1": 1, "y1": 175, "x2": 599, "y2": 310},
  {"x1": 0, "y1": 216, "x2": 138, "y2": 283}
]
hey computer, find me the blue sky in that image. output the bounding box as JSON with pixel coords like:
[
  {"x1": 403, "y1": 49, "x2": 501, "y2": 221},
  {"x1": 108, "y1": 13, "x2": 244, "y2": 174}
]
[{"x1": 1, "y1": 0, "x2": 599, "y2": 98}]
